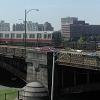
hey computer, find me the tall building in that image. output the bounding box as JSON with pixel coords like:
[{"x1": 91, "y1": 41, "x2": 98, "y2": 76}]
[
  {"x1": 13, "y1": 21, "x2": 38, "y2": 31},
  {"x1": 12, "y1": 21, "x2": 54, "y2": 31},
  {"x1": 61, "y1": 17, "x2": 78, "y2": 40},
  {"x1": 32, "y1": 23, "x2": 38, "y2": 31},
  {"x1": 61, "y1": 17, "x2": 78, "y2": 25},
  {"x1": 26, "y1": 21, "x2": 39, "y2": 31},
  {"x1": 13, "y1": 23, "x2": 24, "y2": 31},
  {"x1": 0, "y1": 20, "x2": 10, "y2": 31},
  {"x1": 61, "y1": 17, "x2": 100, "y2": 41},
  {"x1": 44, "y1": 22, "x2": 54, "y2": 31},
  {"x1": 38, "y1": 24, "x2": 44, "y2": 31}
]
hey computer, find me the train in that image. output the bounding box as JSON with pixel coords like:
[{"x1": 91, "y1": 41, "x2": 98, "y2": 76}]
[{"x1": 0, "y1": 31, "x2": 53, "y2": 45}]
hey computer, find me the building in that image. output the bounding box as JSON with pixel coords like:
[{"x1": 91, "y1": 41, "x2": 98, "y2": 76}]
[
  {"x1": 61, "y1": 17, "x2": 100, "y2": 41},
  {"x1": 61, "y1": 17, "x2": 78, "y2": 40},
  {"x1": 0, "y1": 20, "x2": 10, "y2": 31},
  {"x1": 44, "y1": 22, "x2": 54, "y2": 31},
  {"x1": 13, "y1": 21, "x2": 38, "y2": 31},
  {"x1": 32, "y1": 23, "x2": 38, "y2": 31},
  {"x1": 13, "y1": 23, "x2": 24, "y2": 31},
  {"x1": 38, "y1": 24, "x2": 44, "y2": 31},
  {"x1": 12, "y1": 21, "x2": 54, "y2": 32},
  {"x1": 26, "y1": 21, "x2": 39, "y2": 31}
]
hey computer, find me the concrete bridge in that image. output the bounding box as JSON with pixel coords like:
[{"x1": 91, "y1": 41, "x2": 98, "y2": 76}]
[
  {"x1": 0, "y1": 45, "x2": 100, "y2": 97},
  {"x1": 0, "y1": 45, "x2": 48, "y2": 88}
]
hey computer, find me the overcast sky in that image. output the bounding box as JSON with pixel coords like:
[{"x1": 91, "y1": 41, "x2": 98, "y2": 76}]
[{"x1": 0, "y1": 0, "x2": 100, "y2": 30}]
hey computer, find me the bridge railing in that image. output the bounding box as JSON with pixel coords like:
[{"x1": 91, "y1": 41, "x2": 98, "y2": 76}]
[
  {"x1": 0, "y1": 45, "x2": 25, "y2": 58},
  {"x1": 57, "y1": 51, "x2": 100, "y2": 70}
]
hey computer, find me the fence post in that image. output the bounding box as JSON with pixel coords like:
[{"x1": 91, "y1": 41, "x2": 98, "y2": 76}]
[
  {"x1": 18, "y1": 90, "x2": 19, "y2": 100},
  {"x1": 5, "y1": 93, "x2": 6, "y2": 100}
]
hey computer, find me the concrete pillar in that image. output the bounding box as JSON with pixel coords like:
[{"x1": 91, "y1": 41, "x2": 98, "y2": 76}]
[
  {"x1": 20, "y1": 82, "x2": 49, "y2": 100},
  {"x1": 26, "y1": 62, "x2": 37, "y2": 82}
]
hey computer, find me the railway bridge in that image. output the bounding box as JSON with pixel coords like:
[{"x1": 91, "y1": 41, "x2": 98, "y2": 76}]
[
  {"x1": 52, "y1": 50, "x2": 100, "y2": 97},
  {"x1": 0, "y1": 45, "x2": 49, "y2": 88},
  {"x1": 0, "y1": 45, "x2": 100, "y2": 97}
]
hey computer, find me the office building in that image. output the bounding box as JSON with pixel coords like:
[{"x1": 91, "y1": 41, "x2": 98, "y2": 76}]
[
  {"x1": 0, "y1": 20, "x2": 10, "y2": 31},
  {"x1": 61, "y1": 17, "x2": 78, "y2": 40},
  {"x1": 38, "y1": 24, "x2": 44, "y2": 31},
  {"x1": 12, "y1": 21, "x2": 54, "y2": 31},
  {"x1": 44, "y1": 22, "x2": 54, "y2": 31},
  {"x1": 61, "y1": 17, "x2": 100, "y2": 41},
  {"x1": 13, "y1": 23, "x2": 24, "y2": 31}
]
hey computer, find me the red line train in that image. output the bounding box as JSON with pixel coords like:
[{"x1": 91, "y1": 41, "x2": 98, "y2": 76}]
[{"x1": 0, "y1": 31, "x2": 53, "y2": 44}]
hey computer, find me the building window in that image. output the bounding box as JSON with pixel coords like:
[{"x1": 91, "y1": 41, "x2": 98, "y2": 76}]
[
  {"x1": 16, "y1": 34, "x2": 21, "y2": 38},
  {"x1": 5, "y1": 34, "x2": 9, "y2": 38},
  {"x1": 29, "y1": 34, "x2": 35, "y2": 38},
  {"x1": 0, "y1": 33, "x2": 3, "y2": 38}
]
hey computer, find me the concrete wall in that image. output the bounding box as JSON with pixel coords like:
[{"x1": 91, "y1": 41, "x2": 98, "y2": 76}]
[{"x1": 26, "y1": 49, "x2": 48, "y2": 86}]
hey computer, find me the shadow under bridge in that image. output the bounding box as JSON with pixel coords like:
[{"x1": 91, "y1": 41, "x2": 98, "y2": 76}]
[{"x1": 0, "y1": 54, "x2": 27, "y2": 88}]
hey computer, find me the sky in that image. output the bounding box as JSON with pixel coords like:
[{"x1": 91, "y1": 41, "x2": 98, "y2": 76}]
[{"x1": 0, "y1": 0, "x2": 100, "y2": 30}]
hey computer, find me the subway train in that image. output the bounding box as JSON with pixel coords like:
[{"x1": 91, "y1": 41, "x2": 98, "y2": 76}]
[{"x1": 0, "y1": 31, "x2": 53, "y2": 44}]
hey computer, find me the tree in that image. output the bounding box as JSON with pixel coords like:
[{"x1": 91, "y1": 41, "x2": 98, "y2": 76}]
[
  {"x1": 77, "y1": 36, "x2": 87, "y2": 49},
  {"x1": 78, "y1": 36, "x2": 86, "y2": 44},
  {"x1": 52, "y1": 31, "x2": 62, "y2": 47}
]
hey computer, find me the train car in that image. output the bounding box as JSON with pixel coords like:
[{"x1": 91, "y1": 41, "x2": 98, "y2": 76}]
[{"x1": 0, "y1": 31, "x2": 53, "y2": 46}]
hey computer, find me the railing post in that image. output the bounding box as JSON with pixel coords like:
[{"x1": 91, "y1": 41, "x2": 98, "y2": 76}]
[
  {"x1": 18, "y1": 90, "x2": 19, "y2": 100},
  {"x1": 5, "y1": 93, "x2": 6, "y2": 100}
]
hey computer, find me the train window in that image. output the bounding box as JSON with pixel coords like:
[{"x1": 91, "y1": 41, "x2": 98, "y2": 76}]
[
  {"x1": 23, "y1": 34, "x2": 27, "y2": 38},
  {"x1": 16, "y1": 34, "x2": 21, "y2": 38},
  {"x1": 37, "y1": 33, "x2": 42, "y2": 38},
  {"x1": 44, "y1": 34, "x2": 47, "y2": 38},
  {"x1": 29, "y1": 34, "x2": 35, "y2": 38},
  {"x1": 5, "y1": 34, "x2": 9, "y2": 38},
  {"x1": 0, "y1": 33, "x2": 3, "y2": 38},
  {"x1": 11, "y1": 34, "x2": 15, "y2": 38},
  {"x1": 48, "y1": 34, "x2": 51, "y2": 39}
]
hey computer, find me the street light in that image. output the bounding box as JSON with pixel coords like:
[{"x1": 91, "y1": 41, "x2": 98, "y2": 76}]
[
  {"x1": 51, "y1": 51, "x2": 58, "y2": 100},
  {"x1": 24, "y1": 9, "x2": 39, "y2": 57}
]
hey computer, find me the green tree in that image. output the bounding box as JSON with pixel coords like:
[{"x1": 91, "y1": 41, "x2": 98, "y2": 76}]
[
  {"x1": 77, "y1": 36, "x2": 87, "y2": 49},
  {"x1": 78, "y1": 36, "x2": 86, "y2": 44}
]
